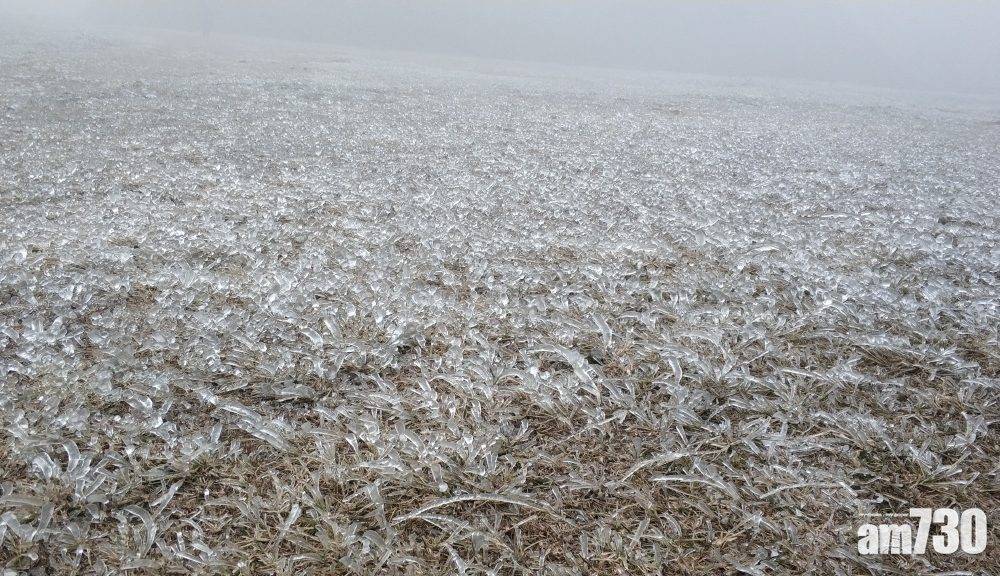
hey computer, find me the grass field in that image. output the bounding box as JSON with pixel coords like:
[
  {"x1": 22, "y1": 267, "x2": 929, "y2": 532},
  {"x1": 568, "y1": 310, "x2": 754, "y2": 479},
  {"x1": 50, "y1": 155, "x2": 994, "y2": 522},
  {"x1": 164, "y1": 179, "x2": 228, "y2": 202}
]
[{"x1": 1, "y1": 21, "x2": 998, "y2": 575}]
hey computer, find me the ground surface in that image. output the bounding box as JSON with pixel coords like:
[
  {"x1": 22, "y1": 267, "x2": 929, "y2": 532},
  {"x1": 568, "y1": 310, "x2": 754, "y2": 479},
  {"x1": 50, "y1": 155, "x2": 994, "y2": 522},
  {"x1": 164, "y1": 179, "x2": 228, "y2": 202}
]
[{"x1": 1, "y1": 20, "x2": 999, "y2": 575}]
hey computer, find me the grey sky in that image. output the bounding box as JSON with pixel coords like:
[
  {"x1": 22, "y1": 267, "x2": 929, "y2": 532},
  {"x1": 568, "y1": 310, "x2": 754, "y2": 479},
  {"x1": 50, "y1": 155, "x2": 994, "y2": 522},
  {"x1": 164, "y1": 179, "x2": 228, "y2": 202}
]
[{"x1": 4, "y1": 0, "x2": 999, "y2": 95}]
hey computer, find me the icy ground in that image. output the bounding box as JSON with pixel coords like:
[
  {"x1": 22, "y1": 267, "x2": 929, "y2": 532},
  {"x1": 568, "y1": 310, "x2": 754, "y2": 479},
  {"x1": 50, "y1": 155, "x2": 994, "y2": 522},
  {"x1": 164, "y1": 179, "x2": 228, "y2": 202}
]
[{"x1": 1, "y1": 21, "x2": 998, "y2": 575}]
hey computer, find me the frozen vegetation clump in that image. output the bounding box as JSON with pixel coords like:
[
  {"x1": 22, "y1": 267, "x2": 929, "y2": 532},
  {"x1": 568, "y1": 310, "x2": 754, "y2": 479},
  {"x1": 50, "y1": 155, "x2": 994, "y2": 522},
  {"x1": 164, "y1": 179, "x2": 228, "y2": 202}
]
[{"x1": 1, "y1": 23, "x2": 998, "y2": 575}]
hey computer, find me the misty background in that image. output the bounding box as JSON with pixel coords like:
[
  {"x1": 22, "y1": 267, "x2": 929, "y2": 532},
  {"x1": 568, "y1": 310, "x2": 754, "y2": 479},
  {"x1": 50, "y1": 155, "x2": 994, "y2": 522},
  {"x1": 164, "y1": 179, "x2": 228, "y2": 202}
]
[{"x1": 2, "y1": 0, "x2": 999, "y2": 96}]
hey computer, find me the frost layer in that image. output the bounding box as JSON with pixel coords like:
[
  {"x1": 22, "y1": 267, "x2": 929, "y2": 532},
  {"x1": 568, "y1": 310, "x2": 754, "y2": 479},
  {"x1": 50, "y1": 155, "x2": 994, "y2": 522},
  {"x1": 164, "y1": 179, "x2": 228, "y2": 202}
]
[{"x1": 1, "y1": 22, "x2": 999, "y2": 575}]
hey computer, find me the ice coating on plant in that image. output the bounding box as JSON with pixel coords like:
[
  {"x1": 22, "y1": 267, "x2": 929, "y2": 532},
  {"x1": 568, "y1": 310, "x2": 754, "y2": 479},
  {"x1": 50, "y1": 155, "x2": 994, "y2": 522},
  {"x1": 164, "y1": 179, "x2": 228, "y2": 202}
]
[{"x1": 1, "y1": 21, "x2": 999, "y2": 575}]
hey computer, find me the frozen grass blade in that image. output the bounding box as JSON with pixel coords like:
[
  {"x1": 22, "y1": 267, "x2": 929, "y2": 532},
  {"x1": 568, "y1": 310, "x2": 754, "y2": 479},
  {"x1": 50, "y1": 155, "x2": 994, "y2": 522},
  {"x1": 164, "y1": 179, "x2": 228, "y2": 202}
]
[{"x1": 392, "y1": 493, "x2": 555, "y2": 526}]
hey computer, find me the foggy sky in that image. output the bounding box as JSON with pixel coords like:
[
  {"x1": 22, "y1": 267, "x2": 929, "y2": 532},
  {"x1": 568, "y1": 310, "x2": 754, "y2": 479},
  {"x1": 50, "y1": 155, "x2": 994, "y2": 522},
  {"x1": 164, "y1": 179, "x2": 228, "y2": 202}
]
[{"x1": 4, "y1": 0, "x2": 1000, "y2": 96}]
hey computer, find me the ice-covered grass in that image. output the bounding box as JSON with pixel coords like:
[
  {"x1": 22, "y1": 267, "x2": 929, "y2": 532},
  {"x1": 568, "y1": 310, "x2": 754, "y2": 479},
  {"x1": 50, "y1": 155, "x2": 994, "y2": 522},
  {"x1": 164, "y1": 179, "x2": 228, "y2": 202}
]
[{"x1": 1, "y1": 22, "x2": 998, "y2": 574}]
